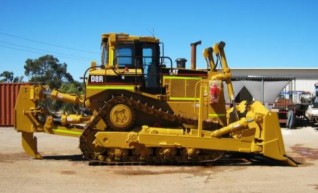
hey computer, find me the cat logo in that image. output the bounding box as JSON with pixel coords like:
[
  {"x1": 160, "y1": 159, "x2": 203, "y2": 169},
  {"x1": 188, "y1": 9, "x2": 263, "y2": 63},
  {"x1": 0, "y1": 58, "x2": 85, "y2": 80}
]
[{"x1": 90, "y1": 75, "x2": 104, "y2": 83}]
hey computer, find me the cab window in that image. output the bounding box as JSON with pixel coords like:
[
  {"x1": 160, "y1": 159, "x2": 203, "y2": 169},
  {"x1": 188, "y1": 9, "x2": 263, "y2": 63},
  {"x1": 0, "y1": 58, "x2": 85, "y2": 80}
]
[{"x1": 115, "y1": 46, "x2": 133, "y2": 68}]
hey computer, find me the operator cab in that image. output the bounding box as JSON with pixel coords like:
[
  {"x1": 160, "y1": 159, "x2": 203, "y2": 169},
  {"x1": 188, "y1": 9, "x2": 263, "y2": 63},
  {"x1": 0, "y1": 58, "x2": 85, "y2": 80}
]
[{"x1": 101, "y1": 33, "x2": 164, "y2": 94}]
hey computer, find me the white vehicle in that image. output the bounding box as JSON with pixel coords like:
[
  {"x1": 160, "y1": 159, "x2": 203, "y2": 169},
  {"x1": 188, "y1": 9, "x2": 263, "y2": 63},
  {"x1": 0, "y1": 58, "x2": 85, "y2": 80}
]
[{"x1": 305, "y1": 83, "x2": 318, "y2": 124}]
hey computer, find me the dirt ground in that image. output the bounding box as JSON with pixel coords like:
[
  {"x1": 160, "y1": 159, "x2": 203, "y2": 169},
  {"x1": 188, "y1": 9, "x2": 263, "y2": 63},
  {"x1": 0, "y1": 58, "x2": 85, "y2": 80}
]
[{"x1": 0, "y1": 126, "x2": 318, "y2": 193}]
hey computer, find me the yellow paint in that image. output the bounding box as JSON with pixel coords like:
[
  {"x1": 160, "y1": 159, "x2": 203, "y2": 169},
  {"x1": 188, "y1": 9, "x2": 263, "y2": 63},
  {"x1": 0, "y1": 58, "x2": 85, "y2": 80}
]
[
  {"x1": 169, "y1": 97, "x2": 199, "y2": 101},
  {"x1": 208, "y1": 113, "x2": 226, "y2": 117},
  {"x1": 163, "y1": 76, "x2": 202, "y2": 80},
  {"x1": 51, "y1": 128, "x2": 83, "y2": 137},
  {"x1": 86, "y1": 85, "x2": 135, "y2": 91}
]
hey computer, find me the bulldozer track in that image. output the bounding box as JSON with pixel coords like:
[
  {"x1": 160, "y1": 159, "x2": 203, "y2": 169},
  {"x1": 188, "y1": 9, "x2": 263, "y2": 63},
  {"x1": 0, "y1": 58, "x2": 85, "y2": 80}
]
[
  {"x1": 84, "y1": 150, "x2": 224, "y2": 165},
  {"x1": 87, "y1": 157, "x2": 224, "y2": 166},
  {"x1": 79, "y1": 95, "x2": 223, "y2": 164}
]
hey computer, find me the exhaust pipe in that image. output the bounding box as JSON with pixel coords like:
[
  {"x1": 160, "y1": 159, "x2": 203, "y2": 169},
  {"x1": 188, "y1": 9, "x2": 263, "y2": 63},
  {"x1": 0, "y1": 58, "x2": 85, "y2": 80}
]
[{"x1": 190, "y1": 41, "x2": 202, "y2": 70}]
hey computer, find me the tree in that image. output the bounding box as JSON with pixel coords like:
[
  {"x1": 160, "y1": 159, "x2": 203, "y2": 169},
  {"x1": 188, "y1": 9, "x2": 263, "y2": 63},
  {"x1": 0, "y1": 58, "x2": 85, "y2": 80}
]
[
  {"x1": 0, "y1": 71, "x2": 24, "y2": 82},
  {"x1": 0, "y1": 71, "x2": 13, "y2": 82},
  {"x1": 24, "y1": 55, "x2": 74, "y2": 89}
]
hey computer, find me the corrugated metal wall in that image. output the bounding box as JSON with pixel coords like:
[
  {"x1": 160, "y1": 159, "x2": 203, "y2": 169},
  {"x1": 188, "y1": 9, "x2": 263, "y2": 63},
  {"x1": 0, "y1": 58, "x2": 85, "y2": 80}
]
[{"x1": 0, "y1": 83, "x2": 28, "y2": 126}]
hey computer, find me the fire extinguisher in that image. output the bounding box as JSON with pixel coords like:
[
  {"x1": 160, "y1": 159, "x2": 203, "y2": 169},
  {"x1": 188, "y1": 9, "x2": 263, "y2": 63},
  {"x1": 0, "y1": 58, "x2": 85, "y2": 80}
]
[{"x1": 210, "y1": 83, "x2": 220, "y2": 104}]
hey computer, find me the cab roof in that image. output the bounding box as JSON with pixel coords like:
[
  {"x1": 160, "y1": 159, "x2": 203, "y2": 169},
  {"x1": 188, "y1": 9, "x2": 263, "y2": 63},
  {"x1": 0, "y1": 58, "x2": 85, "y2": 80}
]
[{"x1": 101, "y1": 33, "x2": 159, "y2": 43}]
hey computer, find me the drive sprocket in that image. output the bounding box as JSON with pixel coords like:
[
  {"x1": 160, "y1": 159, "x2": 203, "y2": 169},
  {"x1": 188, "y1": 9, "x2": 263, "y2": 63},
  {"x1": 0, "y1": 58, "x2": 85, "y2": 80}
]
[{"x1": 105, "y1": 98, "x2": 135, "y2": 131}]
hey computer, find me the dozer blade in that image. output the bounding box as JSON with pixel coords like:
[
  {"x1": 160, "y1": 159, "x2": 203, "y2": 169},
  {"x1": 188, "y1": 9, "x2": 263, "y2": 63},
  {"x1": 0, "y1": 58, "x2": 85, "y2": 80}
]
[
  {"x1": 245, "y1": 101, "x2": 297, "y2": 166},
  {"x1": 283, "y1": 157, "x2": 298, "y2": 167},
  {"x1": 22, "y1": 132, "x2": 42, "y2": 159}
]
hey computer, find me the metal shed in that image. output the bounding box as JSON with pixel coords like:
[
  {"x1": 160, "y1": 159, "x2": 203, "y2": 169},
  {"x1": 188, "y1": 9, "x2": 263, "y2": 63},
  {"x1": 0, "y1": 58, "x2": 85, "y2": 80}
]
[{"x1": 224, "y1": 76, "x2": 294, "y2": 105}]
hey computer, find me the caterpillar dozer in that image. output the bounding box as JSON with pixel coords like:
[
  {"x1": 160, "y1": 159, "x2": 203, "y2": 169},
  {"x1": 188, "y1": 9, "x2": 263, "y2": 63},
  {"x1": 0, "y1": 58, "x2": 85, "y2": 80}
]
[{"x1": 14, "y1": 33, "x2": 296, "y2": 166}]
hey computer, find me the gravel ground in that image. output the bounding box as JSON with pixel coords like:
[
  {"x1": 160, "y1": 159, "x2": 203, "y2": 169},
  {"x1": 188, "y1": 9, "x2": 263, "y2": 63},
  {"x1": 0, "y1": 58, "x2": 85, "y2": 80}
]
[{"x1": 0, "y1": 126, "x2": 318, "y2": 193}]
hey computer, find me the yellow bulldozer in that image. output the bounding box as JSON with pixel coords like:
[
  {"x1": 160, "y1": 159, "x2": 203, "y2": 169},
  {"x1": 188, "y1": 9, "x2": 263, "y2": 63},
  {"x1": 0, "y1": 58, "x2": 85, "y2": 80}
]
[{"x1": 14, "y1": 33, "x2": 296, "y2": 166}]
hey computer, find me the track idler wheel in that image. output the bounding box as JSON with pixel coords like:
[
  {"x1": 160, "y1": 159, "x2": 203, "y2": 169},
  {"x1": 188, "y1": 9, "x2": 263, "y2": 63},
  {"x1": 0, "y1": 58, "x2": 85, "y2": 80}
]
[
  {"x1": 106, "y1": 101, "x2": 135, "y2": 131},
  {"x1": 107, "y1": 148, "x2": 128, "y2": 161},
  {"x1": 132, "y1": 146, "x2": 153, "y2": 161},
  {"x1": 157, "y1": 147, "x2": 177, "y2": 162},
  {"x1": 79, "y1": 130, "x2": 105, "y2": 159},
  {"x1": 181, "y1": 148, "x2": 199, "y2": 160}
]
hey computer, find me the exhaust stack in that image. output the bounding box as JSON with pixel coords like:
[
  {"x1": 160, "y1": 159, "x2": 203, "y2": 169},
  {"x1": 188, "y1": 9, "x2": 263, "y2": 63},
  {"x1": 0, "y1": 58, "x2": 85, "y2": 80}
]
[{"x1": 190, "y1": 40, "x2": 202, "y2": 70}]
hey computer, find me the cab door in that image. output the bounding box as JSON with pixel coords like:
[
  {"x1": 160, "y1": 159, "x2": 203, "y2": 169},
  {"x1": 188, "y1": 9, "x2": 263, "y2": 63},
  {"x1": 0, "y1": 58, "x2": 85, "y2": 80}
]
[{"x1": 142, "y1": 45, "x2": 159, "y2": 88}]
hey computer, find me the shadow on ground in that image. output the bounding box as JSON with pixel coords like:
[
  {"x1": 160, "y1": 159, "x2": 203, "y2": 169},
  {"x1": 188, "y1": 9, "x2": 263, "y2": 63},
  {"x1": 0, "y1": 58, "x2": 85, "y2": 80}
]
[
  {"x1": 43, "y1": 154, "x2": 86, "y2": 162},
  {"x1": 40, "y1": 153, "x2": 299, "y2": 167}
]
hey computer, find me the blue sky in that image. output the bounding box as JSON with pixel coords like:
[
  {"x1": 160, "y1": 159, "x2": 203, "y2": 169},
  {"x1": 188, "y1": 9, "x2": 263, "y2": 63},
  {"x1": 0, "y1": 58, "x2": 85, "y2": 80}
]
[{"x1": 0, "y1": 0, "x2": 317, "y2": 81}]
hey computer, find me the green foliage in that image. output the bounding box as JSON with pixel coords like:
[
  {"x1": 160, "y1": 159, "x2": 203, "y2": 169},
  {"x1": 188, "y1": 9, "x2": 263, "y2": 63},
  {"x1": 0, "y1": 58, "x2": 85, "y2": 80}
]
[
  {"x1": 56, "y1": 81, "x2": 84, "y2": 114},
  {"x1": 0, "y1": 71, "x2": 23, "y2": 82},
  {"x1": 24, "y1": 55, "x2": 74, "y2": 89},
  {"x1": 59, "y1": 81, "x2": 83, "y2": 94}
]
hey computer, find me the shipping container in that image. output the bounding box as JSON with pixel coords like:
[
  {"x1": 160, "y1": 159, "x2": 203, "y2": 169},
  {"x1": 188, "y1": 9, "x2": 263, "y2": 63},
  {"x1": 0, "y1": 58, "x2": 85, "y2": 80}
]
[{"x1": 0, "y1": 83, "x2": 29, "y2": 126}]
